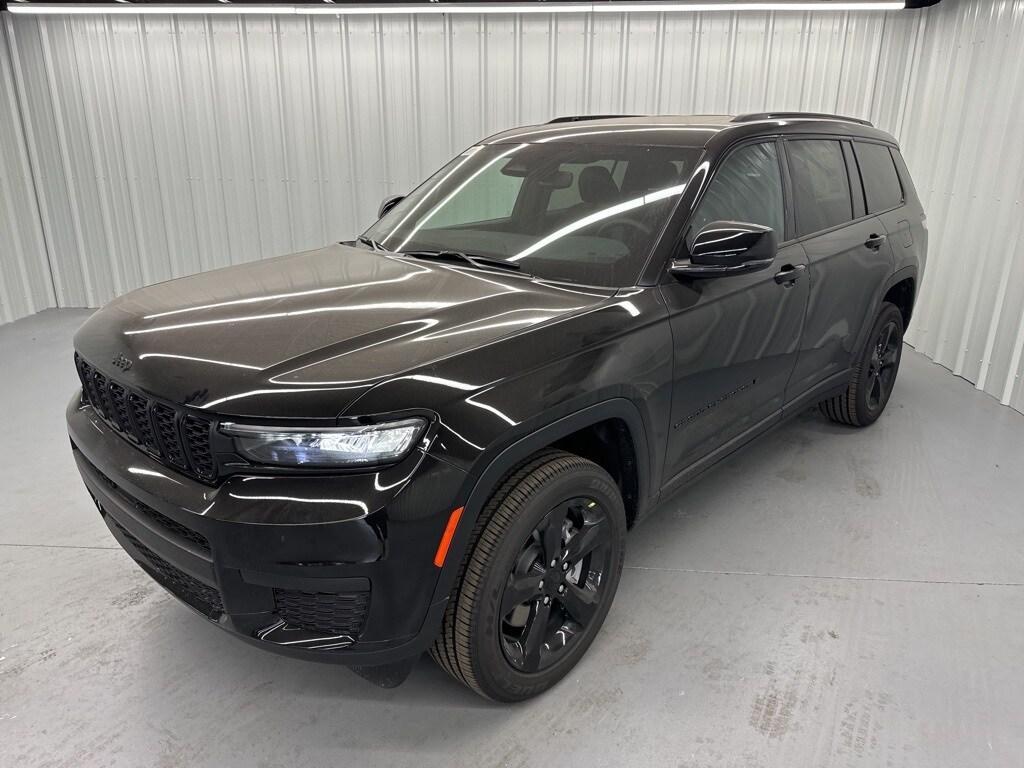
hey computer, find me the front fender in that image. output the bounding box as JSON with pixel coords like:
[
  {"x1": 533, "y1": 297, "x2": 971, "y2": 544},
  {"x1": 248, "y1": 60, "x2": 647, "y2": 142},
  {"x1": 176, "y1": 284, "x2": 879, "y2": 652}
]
[
  {"x1": 341, "y1": 289, "x2": 675, "y2": 641},
  {"x1": 422, "y1": 397, "x2": 656, "y2": 641}
]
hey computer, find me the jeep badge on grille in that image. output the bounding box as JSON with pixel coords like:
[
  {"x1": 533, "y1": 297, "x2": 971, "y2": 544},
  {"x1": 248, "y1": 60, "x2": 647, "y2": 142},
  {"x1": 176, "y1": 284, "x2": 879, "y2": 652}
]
[{"x1": 111, "y1": 353, "x2": 133, "y2": 372}]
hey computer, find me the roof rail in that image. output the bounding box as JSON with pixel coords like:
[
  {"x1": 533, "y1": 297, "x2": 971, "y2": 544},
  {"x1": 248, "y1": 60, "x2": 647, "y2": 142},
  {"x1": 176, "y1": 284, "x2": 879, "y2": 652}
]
[
  {"x1": 547, "y1": 114, "x2": 641, "y2": 124},
  {"x1": 731, "y1": 112, "x2": 874, "y2": 127}
]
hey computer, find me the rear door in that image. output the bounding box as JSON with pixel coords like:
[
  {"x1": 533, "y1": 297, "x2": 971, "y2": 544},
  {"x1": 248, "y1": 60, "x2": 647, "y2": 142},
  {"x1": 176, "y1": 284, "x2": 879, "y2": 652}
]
[
  {"x1": 784, "y1": 137, "x2": 895, "y2": 399},
  {"x1": 853, "y1": 139, "x2": 916, "y2": 265}
]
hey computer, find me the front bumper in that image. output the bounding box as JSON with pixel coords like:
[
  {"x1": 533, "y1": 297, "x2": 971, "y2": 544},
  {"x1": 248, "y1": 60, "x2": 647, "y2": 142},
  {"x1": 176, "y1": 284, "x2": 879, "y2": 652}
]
[{"x1": 67, "y1": 397, "x2": 467, "y2": 666}]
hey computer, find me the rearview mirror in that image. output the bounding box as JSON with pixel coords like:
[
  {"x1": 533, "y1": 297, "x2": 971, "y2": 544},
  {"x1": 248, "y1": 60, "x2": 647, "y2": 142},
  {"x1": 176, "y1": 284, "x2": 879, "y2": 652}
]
[
  {"x1": 670, "y1": 221, "x2": 776, "y2": 280},
  {"x1": 378, "y1": 194, "x2": 405, "y2": 219},
  {"x1": 536, "y1": 170, "x2": 574, "y2": 189}
]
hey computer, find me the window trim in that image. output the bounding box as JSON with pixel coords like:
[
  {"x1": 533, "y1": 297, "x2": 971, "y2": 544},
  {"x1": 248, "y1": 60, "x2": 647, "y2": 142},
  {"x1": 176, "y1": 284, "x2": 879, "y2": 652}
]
[
  {"x1": 842, "y1": 140, "x2": 867, "y2": 220},
  {"x1": 776, "y1": 136, "x2": 797, "y2": 245}
]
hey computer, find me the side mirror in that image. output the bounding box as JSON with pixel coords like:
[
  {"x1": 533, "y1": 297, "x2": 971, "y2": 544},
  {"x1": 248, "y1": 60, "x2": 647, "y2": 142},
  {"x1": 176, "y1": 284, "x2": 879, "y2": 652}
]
[
  {"x1": 670, "y1": 221, "x2": 777, "y2": 279},
  {"x1": 377, "y1": 194, "x2": 405, "y2": 219}
]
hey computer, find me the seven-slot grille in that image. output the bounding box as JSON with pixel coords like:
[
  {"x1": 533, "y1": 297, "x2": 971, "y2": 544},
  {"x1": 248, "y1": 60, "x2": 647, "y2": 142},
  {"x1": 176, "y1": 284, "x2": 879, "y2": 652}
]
[{"x1": 75, "y1": 353, "x2": 217, "y2": 483}]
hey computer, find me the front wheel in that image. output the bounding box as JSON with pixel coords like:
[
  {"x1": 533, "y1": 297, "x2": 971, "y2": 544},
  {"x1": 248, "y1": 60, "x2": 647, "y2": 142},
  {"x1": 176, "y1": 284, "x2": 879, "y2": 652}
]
[
  {"x1": 430, "y1": 451, "x2": 626, "y2": 701},
  {"x1": 819, "y1": 301, "x2": 904, "y2": 427}
]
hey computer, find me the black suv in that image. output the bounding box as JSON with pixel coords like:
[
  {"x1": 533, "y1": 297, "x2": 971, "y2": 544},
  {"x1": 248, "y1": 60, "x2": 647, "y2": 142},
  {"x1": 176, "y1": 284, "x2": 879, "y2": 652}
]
[{"x1": 68, "y1": 113, "x2": 925, "y2": 701}]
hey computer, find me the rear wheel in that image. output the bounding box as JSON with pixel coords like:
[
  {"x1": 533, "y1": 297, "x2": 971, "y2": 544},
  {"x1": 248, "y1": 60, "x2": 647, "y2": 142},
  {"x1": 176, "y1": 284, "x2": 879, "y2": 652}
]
[
  {"x1": 819, "y1": 301, "x2": 904, "y2": 427},
  {"x1": 430, "y1": 451, "x2": 626, "y2": 701}
]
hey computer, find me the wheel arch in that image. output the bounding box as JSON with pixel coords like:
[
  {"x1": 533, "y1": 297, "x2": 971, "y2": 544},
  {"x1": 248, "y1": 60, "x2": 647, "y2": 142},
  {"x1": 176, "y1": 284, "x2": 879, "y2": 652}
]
[
  {"x1": 854, "y1": 264, "x2": 918, "y2": 356},
  {"x1": 882, "y1": 273, "x2": 916, "y2": 328},
  {"x1": 427, "y1": 398, "x2": 653, "y2": 608}
]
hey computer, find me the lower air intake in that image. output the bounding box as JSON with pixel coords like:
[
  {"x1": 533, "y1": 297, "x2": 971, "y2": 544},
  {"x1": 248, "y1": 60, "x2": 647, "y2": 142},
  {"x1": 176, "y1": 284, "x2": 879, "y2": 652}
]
[
  {"x1": 114, "y1": 522, "x2": 224, "y2": 620},
  {"x1": 273, "y1": 589, "x2": 370, "y2": 638}
]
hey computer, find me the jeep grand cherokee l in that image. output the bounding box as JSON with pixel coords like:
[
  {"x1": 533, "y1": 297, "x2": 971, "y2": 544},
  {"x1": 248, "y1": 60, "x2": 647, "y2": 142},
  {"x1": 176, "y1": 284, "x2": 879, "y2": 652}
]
[{"x1": 67, "y1": 112, "x2": 925, "y2": 701}]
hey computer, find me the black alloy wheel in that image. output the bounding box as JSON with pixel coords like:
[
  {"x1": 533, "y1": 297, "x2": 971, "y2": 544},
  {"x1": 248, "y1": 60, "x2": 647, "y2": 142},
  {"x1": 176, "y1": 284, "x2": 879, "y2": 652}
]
[
  {"x1": 819, "y1": 301, "x2": 905, "y2": 427},
  {"x1": 499, "y1": 496, "x2": 613, "y2": 673},
  {"x1": 430, "y1": 450, "x2": 627, "y2": 701},
  {"x1": 866, "y1": 319, "x2": 901, "y2": 411}
]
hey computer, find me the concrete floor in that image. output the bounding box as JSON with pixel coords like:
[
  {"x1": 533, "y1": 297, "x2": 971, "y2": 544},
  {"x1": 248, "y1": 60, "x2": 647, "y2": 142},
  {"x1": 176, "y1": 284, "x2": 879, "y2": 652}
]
[{"x1": 2, "y1": 308, "x2": 1024, "y2": 768}]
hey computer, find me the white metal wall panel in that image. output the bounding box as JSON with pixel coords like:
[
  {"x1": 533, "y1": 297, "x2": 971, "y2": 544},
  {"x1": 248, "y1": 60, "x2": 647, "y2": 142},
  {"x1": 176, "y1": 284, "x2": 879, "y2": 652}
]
[
  {"x1": 1, "y1": 3, "x2": 1023, "y2": 411},
  {"x1": 5, "y1": 8, "x2": 913, "y2": 313},
  {"x1": 898, "y1": 0, "x2": 1024, "y2": 412},
  {"x1": 0, "y1": 19, "x2": 53, "y2": 324}
]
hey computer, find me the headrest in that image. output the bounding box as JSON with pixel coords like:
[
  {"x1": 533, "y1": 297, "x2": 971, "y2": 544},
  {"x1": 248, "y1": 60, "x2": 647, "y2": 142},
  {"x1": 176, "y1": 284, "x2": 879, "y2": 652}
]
[
  {"x1": 578, "y1": 166, "x2": 620, "y2": 205},
  {"x1": 622, "y1": 158, "x2": 679, "y2": 195}
]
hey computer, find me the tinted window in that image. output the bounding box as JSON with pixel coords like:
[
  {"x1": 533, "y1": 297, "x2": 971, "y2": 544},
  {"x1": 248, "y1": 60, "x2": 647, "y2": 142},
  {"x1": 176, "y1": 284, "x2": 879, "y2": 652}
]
[
  {"x1": 854, "y1": 141, "x2": 903, "y2": 212},
  {"x1": 787, "y1": 140, "x2": 853, "y2": 236},
  {"x1": 365, "y1": 143, "x2": 701, "y2": 287},
  {"x1": 547, "y1": 160, "x2": 625, "y2": 211},
  {"x1": 689, "y1": 142, "x2": 784, "y2": 239},
  {"x1": 424, "y1": 166, "x2": 524, "y2": 229}
]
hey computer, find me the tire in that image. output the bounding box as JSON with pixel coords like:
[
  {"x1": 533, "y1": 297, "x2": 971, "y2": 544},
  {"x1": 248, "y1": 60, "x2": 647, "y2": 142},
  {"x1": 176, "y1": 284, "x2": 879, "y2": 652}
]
[
  {"x1": 819, "y1": 301, "x2": 904, "y2": 427},
  {"x1": 430, "y1": 450, "x2": 627, "y2": 702}
]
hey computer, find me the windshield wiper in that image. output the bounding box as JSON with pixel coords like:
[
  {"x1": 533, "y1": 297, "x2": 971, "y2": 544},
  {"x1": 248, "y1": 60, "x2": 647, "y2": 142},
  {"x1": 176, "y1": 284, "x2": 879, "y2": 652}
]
[
  {"x1": 356, "y1": 235, "x2": 386, "y2": 252},
  {"x1": 401, "y1": 249, "x2": 524, "y2": 274}
]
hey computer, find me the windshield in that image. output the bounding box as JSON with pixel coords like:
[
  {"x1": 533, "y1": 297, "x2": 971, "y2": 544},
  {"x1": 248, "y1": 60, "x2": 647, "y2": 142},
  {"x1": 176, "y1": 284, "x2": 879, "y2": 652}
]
[{"x1": 363, "y1": 142, "x2": 704, "y2": 287}]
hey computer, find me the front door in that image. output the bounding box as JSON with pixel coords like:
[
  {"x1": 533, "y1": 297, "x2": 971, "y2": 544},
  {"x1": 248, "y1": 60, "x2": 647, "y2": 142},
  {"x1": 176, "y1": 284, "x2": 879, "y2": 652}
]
[{"x1": 659, "y1": 140, "x2": 809, "y2": 485}]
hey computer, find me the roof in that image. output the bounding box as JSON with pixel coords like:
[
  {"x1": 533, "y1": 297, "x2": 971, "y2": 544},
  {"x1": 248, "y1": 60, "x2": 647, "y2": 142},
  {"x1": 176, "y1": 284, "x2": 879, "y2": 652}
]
[
  {"x1": 482, "y1": 115, "x2": 729, "y2": 148},
  {"x1": 482, "y1": 113, "x2": 896, "y2": 148}
]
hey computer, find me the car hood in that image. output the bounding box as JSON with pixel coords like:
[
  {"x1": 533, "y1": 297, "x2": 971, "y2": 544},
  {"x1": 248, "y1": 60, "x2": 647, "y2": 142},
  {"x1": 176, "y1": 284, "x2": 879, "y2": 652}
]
[{"x1": 74, "y1": 244, "x2": 614, "y2": 418}]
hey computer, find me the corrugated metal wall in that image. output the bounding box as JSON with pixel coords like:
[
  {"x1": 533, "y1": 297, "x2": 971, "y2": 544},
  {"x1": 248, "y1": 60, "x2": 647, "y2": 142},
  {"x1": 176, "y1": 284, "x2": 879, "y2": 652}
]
[
  {"x1": 0, "y1": 9, "x2": 921, "y2": 311},
  {"x1": 896, "y1": 0, "x2": 1024, "y2": 412},
  {"x1": 0, "y1": 1, "x2": 1022, "y2": 411},
  {"x1": 0, "y1": 19, "x2": 53, "y2": 324}
]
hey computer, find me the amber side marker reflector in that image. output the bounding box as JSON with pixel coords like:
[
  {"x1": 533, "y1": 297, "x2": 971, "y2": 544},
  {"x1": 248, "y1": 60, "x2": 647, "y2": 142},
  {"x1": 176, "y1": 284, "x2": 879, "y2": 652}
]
[{"x1": 433, "y1": 506, "x2": 465, "y2": 567}]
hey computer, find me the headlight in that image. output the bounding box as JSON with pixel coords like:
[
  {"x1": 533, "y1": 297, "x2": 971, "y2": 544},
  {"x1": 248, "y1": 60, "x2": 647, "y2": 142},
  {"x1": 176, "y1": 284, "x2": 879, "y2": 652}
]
[{"x1": 221, "y1": 418, "x2": 427, "y2": 467}]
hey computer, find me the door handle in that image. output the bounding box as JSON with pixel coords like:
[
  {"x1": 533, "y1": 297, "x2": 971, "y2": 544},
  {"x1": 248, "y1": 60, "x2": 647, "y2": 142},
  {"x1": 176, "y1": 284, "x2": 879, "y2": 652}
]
[
  {"x1": 864, "y1": 233, "x2": 887, "y2": 251},
  {"x1": 773, "y1": 264, "x2": 806, "y2": 286}
]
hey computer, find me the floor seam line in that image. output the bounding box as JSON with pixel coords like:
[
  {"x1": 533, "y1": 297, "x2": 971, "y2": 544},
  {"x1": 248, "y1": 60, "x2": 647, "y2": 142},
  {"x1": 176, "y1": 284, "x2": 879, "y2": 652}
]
[
  {"x1": 624, "y1": 564, "x2": 1024, "y2": 587},
  {"x1": 0, "y1": 542, "x2": 120, "y2": 551}
]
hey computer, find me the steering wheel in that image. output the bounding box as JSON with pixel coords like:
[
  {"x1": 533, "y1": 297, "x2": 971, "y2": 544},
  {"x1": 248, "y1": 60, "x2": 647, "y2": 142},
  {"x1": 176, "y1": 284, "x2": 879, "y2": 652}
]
[{"x1": 595, "y1": 216, "x2": 654, "y2": 241}]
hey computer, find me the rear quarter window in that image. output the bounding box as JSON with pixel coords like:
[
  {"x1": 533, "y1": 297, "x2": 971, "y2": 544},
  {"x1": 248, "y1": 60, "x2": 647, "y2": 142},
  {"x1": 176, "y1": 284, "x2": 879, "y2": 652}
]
[{"x1": 854, "y1": 141, "x2": 904, "y2": 213}]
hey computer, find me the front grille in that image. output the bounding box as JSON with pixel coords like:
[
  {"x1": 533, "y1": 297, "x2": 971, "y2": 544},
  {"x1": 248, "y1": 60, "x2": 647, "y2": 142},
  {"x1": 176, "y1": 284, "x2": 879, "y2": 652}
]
[
  {"x1": 128, "y1": 392, "x2": 159, "y2": 453},
  {"x1": 75, "y1": 353, "x2": 217, "y2": 483},
  {"x1": 114, "y1": 521, "x2": 224, "y2": 620},
  {"x1": 274, "y1": 589, "x2": 370, "y2": 638},
  {"x1": 152, "y1": 403, "x2": 187, "y2": 468},
  {"x1": 182, "y1": 415, "x2": 215, "y2": 480},
  {"x1": 79, "y1": 359, "x2": 105, "y2": 415},
  {"x1": 107, "y1": 381, "x2": 132, "y2": 432},
  {"x1": 92, "y1": 370, "x2": 113, "y2": 419}
]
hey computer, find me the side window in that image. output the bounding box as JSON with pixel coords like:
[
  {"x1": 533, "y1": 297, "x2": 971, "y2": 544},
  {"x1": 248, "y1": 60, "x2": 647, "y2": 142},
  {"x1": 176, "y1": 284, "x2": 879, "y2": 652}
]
[
  {"x1": 689, "y1": 142, "x2": 784, "y2": 239},
  {"x1": 787, "y1": 140, "x2": 853, "y2": 236},
  {"x1": 423, "y1": 158, "x2": 524, "y2": 229},
  {"x1": 854, "y1": 141, "x2": 904, "y2": 213}
]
